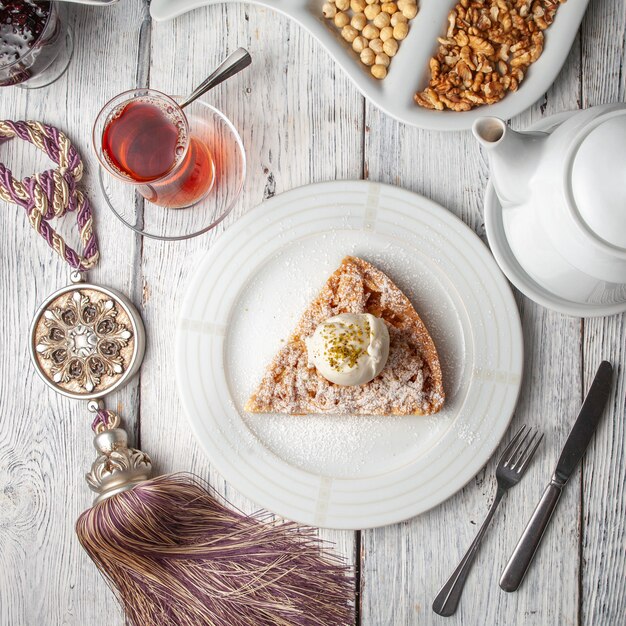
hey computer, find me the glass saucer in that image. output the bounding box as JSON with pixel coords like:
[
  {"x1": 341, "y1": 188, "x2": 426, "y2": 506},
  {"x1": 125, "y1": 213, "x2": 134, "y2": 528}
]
[{"x1": 98, "y1": 98, "x2": 246, "y2": 240}]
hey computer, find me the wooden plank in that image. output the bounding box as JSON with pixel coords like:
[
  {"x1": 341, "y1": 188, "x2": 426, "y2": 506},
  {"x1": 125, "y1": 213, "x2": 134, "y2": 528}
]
[
  {"x1": 0, "y1": 3, "x2": 148, "y2": 624},
  {"x1": 581, "y1": 316, "x2": 626, "y2": 626},
  {"x1": 580, "y1": 0, "x2": 626, "y2": 624},
  {"x1": 359, "y1": 20, "x2": 585, "y2": 626},
  {"x1": 0, "y1": 1, "x2": 623, "y2": 625},
  {"x1": 138, "y1": 4, "x2": 364, "y2": 622}
]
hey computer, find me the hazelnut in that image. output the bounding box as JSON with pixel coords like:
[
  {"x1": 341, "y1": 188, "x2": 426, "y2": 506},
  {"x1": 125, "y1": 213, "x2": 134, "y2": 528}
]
[
  {"x1": 352, "y1": 35, "x2": 368, "y2": 53},
  {"x1": 334, "y1": 11, "x2": 350, "y2": 27},
  {"x1": 368, "y1": 37, "x2": 384, "y2": 54},
  {"x1": 402, "y1": 4, "x2": 417, "y2": 19},
  {"x1": 341, "y1": 24, "x2": 359, "y2": 42},
  {"x1": 364, "y1": 4, "x2": 381, "y2": 20},
  {"x1": 360, "y1": 47, "x2": 376, "y2": 66},
  {"x1": 380, "y1": 25, "x2": 394, "y2": 41},
  {"x1": 381, "y1": 2, "x2": 397, "y2": 14},
  {"x1": 351, "y1": 12, "x2": 367, "y2": 31},
  {"x1": 390, "y1": 12, "x2": 407, "y2": 26},
  {"x1": 373, "y1": 12, "x2": 390, "y2": 28},
  {"x1": 371, "y1": 64, "x2": 388, "y2": 79},
  {"x1": 322, "y1": 2, "x2": 337, "y2": 18},
  {"x1": 393, "y1": 22, "x2": 408, "y2": 40},
  {"x1": 375, "y1": 52, "x2": 390, "y2": 67},
  {"x1": 362, "y1": 24, "x2": 380, "y2": 39},
  {"x1": 350, "y1": 0, "x2": 366, "y2": 12},
  {"x1": 383, "y1": 37, "x2": 398, "y2": 56},
  {"x1": 336, "y1": 0, "x2": 350, "y2": 11}
]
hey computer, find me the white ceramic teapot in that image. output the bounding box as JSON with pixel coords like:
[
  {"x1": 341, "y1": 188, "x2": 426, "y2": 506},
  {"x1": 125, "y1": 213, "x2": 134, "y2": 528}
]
[{"x1": 473, "y1": 103, "x2": 626, "y2": 314}]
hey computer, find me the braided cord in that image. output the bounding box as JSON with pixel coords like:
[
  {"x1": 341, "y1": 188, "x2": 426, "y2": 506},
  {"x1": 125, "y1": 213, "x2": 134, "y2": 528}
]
[{"x1": 0, "y1": 120, "x2": 99, "y2": 271}]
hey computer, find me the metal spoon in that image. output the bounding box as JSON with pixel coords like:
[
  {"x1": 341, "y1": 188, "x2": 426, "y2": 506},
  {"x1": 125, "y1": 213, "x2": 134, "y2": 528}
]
[{"x1": 179, "y1": 48, "x2": 252, "y2": 110}]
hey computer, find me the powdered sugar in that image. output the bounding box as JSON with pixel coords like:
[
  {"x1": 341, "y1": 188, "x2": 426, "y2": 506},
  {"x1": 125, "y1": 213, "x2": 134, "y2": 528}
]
[
  {"x1": 225, "y1": 231, "x2": 466, "y2": 477},
  {"x1": 245, "y1": 256, "x2": 444, "y2": 416}
]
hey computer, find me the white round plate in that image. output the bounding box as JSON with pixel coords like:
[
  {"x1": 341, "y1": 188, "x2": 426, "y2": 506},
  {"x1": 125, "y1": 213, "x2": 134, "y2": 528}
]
[
  {"x1": 484, "y1": 111, "x2": 626, "y2": 318},
  {"x1": 176, "y1": 181, "x2": 523, "y2": 529},
  {"x1": 151, "y1": 0, "x2": 589, "y2": 131}
]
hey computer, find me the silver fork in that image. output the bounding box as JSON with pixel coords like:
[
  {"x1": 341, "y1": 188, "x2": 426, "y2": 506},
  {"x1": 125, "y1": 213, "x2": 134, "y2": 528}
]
[{"x1": 432, "y1": 425, "x2": 543, "y2": 617}]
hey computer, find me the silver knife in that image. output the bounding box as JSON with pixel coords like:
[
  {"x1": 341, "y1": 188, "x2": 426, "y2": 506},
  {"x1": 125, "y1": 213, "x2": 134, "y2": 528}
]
[{"x1": 499, "y1": 360, "x2": 613, "y2": 592}]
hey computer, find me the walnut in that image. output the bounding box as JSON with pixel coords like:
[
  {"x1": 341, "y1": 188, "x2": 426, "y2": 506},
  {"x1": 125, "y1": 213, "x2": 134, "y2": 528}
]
[
  {"x1": 456, "y1": 60, "x2": 473, "y2": 83},
  {"x1": 469, "y1": 34, "x2": 496, "y2": 55},
  {"x1": 455, "y1": 30, "x2": 470, "y2": 46},
  {"x1": 429, "y1": 57, "x2": 441, "y2": 80},
  {"x1": 510, "y1": 50, "x2": 531, "y2": 66},
  {"x1": 414, "y1": 0, "x2": 566, "y2": 111}
]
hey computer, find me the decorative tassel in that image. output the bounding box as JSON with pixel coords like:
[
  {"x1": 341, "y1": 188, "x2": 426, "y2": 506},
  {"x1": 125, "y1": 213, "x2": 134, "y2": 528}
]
[{"x1": 75, "y1": 409, "x2": 355, "y2": 626}]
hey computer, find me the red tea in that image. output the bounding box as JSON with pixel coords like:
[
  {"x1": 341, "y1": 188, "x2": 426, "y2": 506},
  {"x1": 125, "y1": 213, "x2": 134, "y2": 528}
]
[
  {"x1": 102, "y1": 100, "x2": 183, "y2": 182},
  {"x1": 102, "y1": 98, "x2": 214, "y2": 209}
]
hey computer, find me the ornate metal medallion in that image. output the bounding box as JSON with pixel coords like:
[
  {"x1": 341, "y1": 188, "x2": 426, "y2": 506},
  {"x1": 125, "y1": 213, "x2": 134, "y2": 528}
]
[{"x1": 29, "y1": 277, "x2": 145, "y2": 399}]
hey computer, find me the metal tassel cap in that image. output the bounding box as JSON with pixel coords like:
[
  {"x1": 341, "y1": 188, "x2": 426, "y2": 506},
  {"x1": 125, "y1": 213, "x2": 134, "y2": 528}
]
[{"x1": 86, "y1": 427, "x2": 152, "y2": 504}]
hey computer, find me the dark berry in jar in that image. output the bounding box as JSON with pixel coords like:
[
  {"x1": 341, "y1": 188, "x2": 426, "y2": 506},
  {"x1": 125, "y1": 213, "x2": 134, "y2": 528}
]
[{"x1": 0, "y1": 1, "x2": 51, "y2": 66}]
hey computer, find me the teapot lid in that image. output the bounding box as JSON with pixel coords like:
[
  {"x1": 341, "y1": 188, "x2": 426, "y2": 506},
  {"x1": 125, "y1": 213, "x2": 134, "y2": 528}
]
[{"x1": 571, "y1": 113, "x2": 626, "y2": 250}]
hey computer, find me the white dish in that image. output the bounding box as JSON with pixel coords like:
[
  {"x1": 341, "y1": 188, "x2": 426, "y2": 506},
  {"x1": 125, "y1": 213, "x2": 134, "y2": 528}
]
[
  {"x1": 484, "y1": 111, "x2": 626, "y2": 318},
  {"x1": 176, "y1": 181, "x2": 523, "y2": 529},
  {"x1": 151, "y1": 0, "x2": 589, "y2": 131}
]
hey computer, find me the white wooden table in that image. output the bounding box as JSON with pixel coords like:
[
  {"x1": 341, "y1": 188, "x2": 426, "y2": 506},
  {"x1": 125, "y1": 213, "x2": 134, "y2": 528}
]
[{"x1": 0, "y1": 1, "x2": 624, "y2": 624}]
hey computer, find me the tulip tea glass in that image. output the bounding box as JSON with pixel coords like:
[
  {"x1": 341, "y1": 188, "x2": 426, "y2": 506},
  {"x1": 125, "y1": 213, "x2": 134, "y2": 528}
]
[
  {"x1": 94, "y1": 89, "x2": 245, "y2": 240},
  {"x1": 94, "y1": 89, "x2": 216, "y2": 210}
]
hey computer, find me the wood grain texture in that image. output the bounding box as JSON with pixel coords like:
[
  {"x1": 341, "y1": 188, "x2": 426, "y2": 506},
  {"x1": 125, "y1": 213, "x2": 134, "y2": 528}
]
[
  {"x1": 139, "y1": 0, "x2": 364, "y2": 610},
  {"x1": 0, "y1": 3, "x2": 146, "y2": 625},
  {"x1": 359, "y1": 27, "x2": 587, "y2": 623},
  {"x1": 0, "y1": 0, "x2": 623, "y2": 625},
  {"x1": 580, "y1": 1, "x2": 626, "y2": 625},
  {"x1": 581, "y1": 316, "x2": 626, "y2": 626}
]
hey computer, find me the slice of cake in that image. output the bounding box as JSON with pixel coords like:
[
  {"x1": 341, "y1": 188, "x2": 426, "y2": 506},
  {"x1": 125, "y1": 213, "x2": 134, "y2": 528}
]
[{"x1": 245, "y1": 256, "x2": 444, "y2": 416}]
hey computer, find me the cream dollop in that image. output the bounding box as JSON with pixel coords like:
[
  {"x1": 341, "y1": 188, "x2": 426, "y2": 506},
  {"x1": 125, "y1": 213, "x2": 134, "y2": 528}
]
[{"x1": 305, "y1": 313, "x2": 390, "y2": 386}]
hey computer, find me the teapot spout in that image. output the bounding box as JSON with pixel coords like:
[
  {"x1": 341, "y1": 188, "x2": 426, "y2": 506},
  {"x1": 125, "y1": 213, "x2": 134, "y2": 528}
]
[{"x1": 473, "y1": 117, "x2": 548, "y2": 208}]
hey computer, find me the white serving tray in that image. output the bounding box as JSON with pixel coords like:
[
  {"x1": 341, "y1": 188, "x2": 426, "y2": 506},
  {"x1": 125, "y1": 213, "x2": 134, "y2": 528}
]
[{"x1": 151, "y1": 0, "x2": 589, "y2": 130}]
